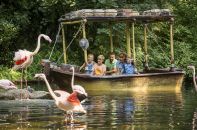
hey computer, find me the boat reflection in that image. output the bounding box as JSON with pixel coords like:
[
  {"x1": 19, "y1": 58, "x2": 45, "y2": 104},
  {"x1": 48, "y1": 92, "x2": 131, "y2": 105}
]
[{"x1": 0, "y1": 86, "x2": 191, "y2": 130}]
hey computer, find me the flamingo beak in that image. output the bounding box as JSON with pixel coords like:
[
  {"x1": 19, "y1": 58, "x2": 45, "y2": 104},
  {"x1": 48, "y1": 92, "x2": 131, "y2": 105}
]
[
  {"x1": 48, "y1": 39, "x2": 52, "y2": 43},
  {"x1": 187, "y1": 66, "x2": 193, "y2": 69},
  {"x1": 34, "y1": 74, "x2": 39, "y2": 78},
  {"x1": 77, "y1": 93, "x2": 88, "y2": 102}
]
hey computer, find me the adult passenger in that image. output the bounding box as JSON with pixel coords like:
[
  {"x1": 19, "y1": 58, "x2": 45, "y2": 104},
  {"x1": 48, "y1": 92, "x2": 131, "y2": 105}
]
[
  {"x1": 105, "y1": 52, "x2": 118, "y2": 75},
  {"x1": 117, "y1": 52, "x2": 127, "y2": 74},
  {"x1": 124, "y1": 57, "x2": 138, "y2": 74}
]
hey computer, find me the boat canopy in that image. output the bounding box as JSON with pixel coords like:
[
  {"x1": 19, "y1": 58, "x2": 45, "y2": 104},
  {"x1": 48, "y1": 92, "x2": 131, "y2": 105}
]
[
  {"x1": 59, "y1": 15, "x2": 174, "y2": 23},
  {"x1": 59, "y1": 9, "x2": 174, "y2": 23},
  {"x1": 57, "y1": 9, "x2": 175, "y2": 71}
]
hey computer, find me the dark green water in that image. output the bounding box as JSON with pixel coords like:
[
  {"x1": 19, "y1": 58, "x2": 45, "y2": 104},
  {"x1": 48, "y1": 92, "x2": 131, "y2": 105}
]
[{"x1": 0, "y1": 85, "x2": 197, "y2": 130}]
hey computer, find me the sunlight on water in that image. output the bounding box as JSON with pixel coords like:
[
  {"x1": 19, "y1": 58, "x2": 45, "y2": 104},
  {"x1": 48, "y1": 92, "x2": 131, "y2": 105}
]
[{"x1": 0, "y1": 85, "x2": 197, "y2": 130}]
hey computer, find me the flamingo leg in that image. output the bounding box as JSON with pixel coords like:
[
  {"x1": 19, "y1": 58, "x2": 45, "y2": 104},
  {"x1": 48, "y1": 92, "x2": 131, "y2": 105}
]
[
  {"x1": 20, "y1": 68, "x2": 24, "y2": 99},
  {"x1": 25, "y1": 67, "x2": 28, "y2": 88},
  {"x1": 65, "y1": 111, "x2": 74, "y2": 124},
  {"x1": 70, "y1": 111, "x2": 74, "y2": 124},
  {"x1": 64, "y1": 113, "x2": 68, "y2": 124},
  {"x1": 21, "y1": 68, "x2": 24, "y2": 90},
  {"x1": 25, "y1": 67, "x2": 30, "y2": 100}
]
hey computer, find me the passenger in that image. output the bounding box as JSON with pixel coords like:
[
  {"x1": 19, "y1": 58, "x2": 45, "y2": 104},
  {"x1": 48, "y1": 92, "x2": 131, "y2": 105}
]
[
  {"x1": 79, "y1": 54, "x2": 95, "y2": 74},
  {"x1": 105, "y1": 52, "x2": 118, "y2": 75},
  {"x1": 93, "y1": 55, "x2": 106, "y2": 76},
  {"x1": 117, "y1": 52, "x2": 127, "y2": 74},
  {"x1": 124, "y1": 57, "x2": 137, "y2": 74}
]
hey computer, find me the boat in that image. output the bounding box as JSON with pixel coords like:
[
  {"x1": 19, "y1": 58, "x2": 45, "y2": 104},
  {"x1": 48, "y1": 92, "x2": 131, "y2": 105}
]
[{"x1": 42, "y1": 9, "x2": 184, "y2": 92}]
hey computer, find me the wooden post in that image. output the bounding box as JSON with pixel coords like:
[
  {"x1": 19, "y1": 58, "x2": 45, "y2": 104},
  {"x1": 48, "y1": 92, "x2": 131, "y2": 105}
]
[
  {"x1": 82, "y1": 22, "x2": 87, "y2": 63},
  {"x1": 126, "y1": 22, "x2": 131, "y2": 57},
  {"x1": 132, "y1": 22, "x2": 136, "y2": 63},
  {"x1": 61, "y1": 23, "x2": 67, "y2": 64},
  {"x1": 170, "y1": 18, "x2": 175, "y2": 69},
  {"x1": 144, "y1": 24, "x2": 148, "y2": 70},
  {"x1": 43, "y1": 59, "x2": 50, "y2": 76},
  {"x1": 109, "y1": 23, "x2": 113, "y2": 52}
]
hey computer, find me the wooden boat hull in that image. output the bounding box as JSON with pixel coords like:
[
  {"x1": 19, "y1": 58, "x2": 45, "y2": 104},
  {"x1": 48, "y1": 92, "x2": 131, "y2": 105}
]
[{"x1": 46, "y1": 65, "x2": 184, "y2": 93}]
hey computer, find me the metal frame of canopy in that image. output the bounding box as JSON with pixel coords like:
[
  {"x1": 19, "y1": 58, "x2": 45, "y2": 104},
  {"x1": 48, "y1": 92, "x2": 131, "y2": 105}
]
[{"x1": 59, "y1": 14, "x2": 175, "y2": 70}]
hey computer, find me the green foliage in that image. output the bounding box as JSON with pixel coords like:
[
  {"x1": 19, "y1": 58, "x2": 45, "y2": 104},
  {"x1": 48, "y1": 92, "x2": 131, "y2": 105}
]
[
  {"x1": 0, "y1": 66, "x2": 21, "y2": 81},
  {"x1": 0, "y1": 0, "x2": 197, "y2": 79}
]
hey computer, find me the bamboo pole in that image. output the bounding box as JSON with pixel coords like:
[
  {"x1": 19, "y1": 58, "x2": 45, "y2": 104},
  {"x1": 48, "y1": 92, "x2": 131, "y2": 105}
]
[
  {"x1": 82, "y1": 22, "x2": 88, "y2": 63},
  {"x1": 132, "y1": 22, "x2": 136, "y2": 63},
  {"x1": 61, "y1": 23, "x2": 67, "y2": 64},
  {"x1": 144, "y1": 24, "x2": 148, "y2": 69},
  {"x1": 170, "y1": 18, "x2": 175, "y2": 68},
  {"x1": 109, "y1": 23, "x2": 113, "y2": 52},
  {"x1": 126, "y1": 22, "x2": 131, "y2": 57}
]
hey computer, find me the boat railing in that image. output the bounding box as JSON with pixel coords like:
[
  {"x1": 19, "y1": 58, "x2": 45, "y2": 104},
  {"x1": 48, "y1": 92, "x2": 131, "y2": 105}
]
[{"x1": 42, "y1": 59, "x2": 184, "y2": 78}]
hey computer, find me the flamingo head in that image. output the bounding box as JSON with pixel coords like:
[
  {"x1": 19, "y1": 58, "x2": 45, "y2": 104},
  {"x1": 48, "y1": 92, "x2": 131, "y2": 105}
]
[
  {"x1": 187, "y1": 65, "x2": 195, "y2": 70},
  {"x1": 70, "y1": 66, "x2": 74, "y2": 71},
  {"x1": 34, "y1": 73, "x2": 46, "y2": 79},
  {"x1": 42, "y1": 34, "x2": 52, "y2": 43},
  {"x1": 73, "y1": 85, "x2": 88, "y2": 102}
]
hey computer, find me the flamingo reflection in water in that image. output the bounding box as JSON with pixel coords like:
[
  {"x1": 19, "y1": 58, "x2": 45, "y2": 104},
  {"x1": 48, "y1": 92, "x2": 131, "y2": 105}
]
[{"x1": 34, "y1": 73, "x2": 87, "y2": 123}]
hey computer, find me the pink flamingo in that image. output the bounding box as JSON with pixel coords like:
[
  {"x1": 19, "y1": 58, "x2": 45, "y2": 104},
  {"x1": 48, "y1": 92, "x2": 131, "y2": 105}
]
[
  {"x1": 34, "y1": 73, "x2": 86, "y2": 122},
  {"x1": 0, "y1": 79, "x2": 17, "y2": 90},
  {"x1": 188, "y1": 65, "x2": 197, "y2": 92},
  {"x1": 12, "y1": 34, "x2": 52, "y2": 90},
  {"x1": 70, "y1": 66, "x2": 87, "y2": 102}
]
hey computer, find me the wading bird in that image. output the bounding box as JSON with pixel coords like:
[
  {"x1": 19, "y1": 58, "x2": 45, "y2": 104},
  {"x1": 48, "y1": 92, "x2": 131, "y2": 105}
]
[
  {"x1": 13, "y1": 34, "x2": 52, "y2": 90},
  {"x1": 70, "y1": 66, "x2": 87, "y2": 101},
  {"x1": 34, "y1": 73, "x2": 86, "y2": 122},
  {"x1": 188, "y1": 65, "x2": 197, "y2": 92},
  {"x1": 0, "y1": 79, "x2": 17, "y2": 90}
]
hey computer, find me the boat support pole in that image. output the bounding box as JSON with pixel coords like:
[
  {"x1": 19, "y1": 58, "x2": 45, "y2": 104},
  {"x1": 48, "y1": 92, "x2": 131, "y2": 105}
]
[
  {"x1": 144, "y1": 24, "x2": 149, "y2": 70},
  {"x1": 82, "y1": 21, "x2": 88, "y2": 63},
  {"x1": 61, "y1": 23, "x2": 67, "y2": 64},
  {"x1": 126, "y1": 22, "x2": 131, "y2": 57},
  {"x1": 170, "y1": 18, "x2": 175, "y2": 71},
  {"x1": 132, "y1": 22, "x2": 136, "y2": 63},
  {"x1": 109, "y1": 23, "x2": 113, "y2": 52}
]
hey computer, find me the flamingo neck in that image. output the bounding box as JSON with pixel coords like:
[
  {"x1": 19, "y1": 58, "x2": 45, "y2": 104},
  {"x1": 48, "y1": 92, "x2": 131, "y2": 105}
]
[
  {"x1": 43, "y1": 77, "x2": 58, "y2": 100},
  {"x1": 67, "y1": 92, "x2": 80, "y2": 105},
  {"x1": 32, "y1": 34, "x2": 43, "y2": 55},
  {"x1": 71, "y1": 68, "x2": 74, "y2": 90},
  {"x1": 192, "y1": 68, "x2": 197, "y2": 91}
]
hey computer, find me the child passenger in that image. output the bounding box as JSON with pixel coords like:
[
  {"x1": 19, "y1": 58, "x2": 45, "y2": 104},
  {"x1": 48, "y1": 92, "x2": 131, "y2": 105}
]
[
  {"x1": 93, "y1": 55, "x2": 106, "y2": 76},
  {"x1": 80, "y1": 54, "x2": 95, "y2": 74}
]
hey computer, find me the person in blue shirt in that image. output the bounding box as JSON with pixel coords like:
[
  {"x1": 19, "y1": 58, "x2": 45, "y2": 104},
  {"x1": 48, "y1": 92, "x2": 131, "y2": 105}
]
[
  {"x1": 124, "y1": 57, "x2": 137, "y2": 74},
  {"x1": 117, "y1": 53, "x2": 127, "y2": 74},
  {"x1": 80, "y1": 54, "x2": 95, "y2": 74}
]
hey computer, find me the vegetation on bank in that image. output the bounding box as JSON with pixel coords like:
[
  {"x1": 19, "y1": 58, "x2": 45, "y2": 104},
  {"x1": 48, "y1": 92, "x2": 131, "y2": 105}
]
[{"x1": 0, "y1": 0, "x2": 197, "y2": 80}]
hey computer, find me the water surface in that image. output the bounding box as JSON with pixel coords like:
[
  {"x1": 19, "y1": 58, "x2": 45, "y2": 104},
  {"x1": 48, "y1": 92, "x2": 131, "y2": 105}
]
[{"x1": 0, "y1": 85, "x2": 197, "y2": 130}]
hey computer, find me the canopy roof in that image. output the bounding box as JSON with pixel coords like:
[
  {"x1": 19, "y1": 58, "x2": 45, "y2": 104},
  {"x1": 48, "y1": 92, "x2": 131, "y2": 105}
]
[{"x1": 59, "y1": 9, "x2": 174, "y2": 24}]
